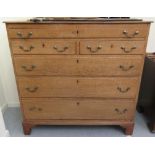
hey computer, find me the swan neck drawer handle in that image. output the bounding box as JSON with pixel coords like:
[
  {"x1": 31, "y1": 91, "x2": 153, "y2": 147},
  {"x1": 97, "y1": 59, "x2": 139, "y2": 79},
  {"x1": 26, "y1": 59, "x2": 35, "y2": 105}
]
[
  {"x1": 119, "y1": 65, "x2": 134, "y2": 71},
  {"x1": 29, "y1": 106, "x2": 42, "y2": 111},
  {"x1": 115, "y1": 108, "x2": 128, "y2": 114},
  {"x1": 123, "y1": 30, "x2": 139, "y2": 38},
  {"x1": 22, "y1": 65, "x2": 36, "y2": 71},
  {"x1": 121, "y1": 46, "x2": 137, "y2": 53},
  {"x1": 19, "y1": 45, "x2": 34, "y2": 52},
  {"x1": 87, "y1": 46, "x2": 102, "y2": 53},
  {"x1": 26, "y1": 87, "x2": 38, "y2": 92},
  {"x1": 17, "y1": 32, "x2": 33, "y2": 38},
  {"x1": 117, "y1": 87, "x2": 130, "y2": 93},
  {"x1": 53, "y1": 46, "x2": 68, "y2": 52},
  {"x1": 29, "y1": 106, "x2": 36, "y2": 111}
]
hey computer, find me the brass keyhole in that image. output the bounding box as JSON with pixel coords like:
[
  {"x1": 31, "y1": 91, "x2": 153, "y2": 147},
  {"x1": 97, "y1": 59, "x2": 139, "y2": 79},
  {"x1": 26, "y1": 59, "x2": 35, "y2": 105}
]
[
  {"x1": 76, "y1": 102, "x2": 80, "y2": 106},
  {"x1": 42, "y1": 43, "x2": 45, "y2": 48},
  {"x1": 77, "y1": 59, "x2": 79, "y2": 63},
  {"x1": 111, "y1": 44, "x2": 114, "y2": 48}
]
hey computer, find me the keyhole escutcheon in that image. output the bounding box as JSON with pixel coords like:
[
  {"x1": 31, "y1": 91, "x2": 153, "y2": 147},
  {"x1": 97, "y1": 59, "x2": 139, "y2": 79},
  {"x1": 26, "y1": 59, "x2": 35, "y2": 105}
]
[{"x1": 76, "y1": 102, "x2": 80, "y2": 106}]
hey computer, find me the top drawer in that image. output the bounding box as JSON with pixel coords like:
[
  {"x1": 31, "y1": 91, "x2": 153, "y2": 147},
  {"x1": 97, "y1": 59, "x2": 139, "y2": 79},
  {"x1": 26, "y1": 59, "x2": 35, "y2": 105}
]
[
  {"x1": 78, "y1": 24, "x2": 149, "y2": 39},
  {"x1": 7, "y1": 23, "x2": 149, "y2": 39},
  {"x1": 7, "y1": 24, "x2": 77, "y2": 39}
]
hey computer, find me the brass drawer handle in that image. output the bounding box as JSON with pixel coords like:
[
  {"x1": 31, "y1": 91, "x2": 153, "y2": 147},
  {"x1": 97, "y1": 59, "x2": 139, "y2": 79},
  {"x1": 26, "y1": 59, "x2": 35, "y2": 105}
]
[
  {"x1": 17, "y1": 32, "x2": 33, "y2": 39},
  {"x1": 119, "y1": 65, "x2": 134, "y2": 71},
  {"x1": 19, "y1": 45, "x2": 34, "y2": 52},
  {"x1": 29, "y1": 106, "x2": 36, "y2": 111},
  {"x1": 22, "y1": 65, "x2": 36, "y2": 71},
  {"x1": 26, "y1": 86, "x2": 38, "y2": 92},
  {"x1": 115, "y1": 108, "x2": 128, "y2": 114},
  {"x1": 29, "y1": 106, "x2": 42, "y2": 111},
  {"x1": 87, "y1": 46, "x2": 102, "y2": 53},
  {"x1": 123, "y1": 30, "x2": 139, "y2": 38},
  {"x1": 117, "y1": 87, "x2": 130, "y2": 93},
  {"x1": 53, "y1": 46, "x2": 68, "y2": 52},
  {"x1": 38, "y1": 108, "x2": 43, "y2": 111},
  {"x1": 120, "y1": 46, "x2": 137, "y2": 53}
]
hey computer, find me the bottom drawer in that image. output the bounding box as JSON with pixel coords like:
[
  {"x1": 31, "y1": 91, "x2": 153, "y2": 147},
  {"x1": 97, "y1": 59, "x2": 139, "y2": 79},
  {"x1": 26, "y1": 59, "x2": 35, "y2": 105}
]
[{"x1": 22, "y1": 98, "x2": 135, "y2": 120}]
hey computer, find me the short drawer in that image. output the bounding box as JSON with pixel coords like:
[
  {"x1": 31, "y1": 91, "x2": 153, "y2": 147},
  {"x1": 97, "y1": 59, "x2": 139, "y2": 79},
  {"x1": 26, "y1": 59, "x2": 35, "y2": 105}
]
[
  {"x1": 78, "y1": 24, "x2": 149, "y2": 38},
  {"x1": 17, "y1": 77, "x2": 139, "y2": 98},
  {"x1": 14, "y1": 55, "x2": 143, "y2": 76},
  {"x1": 7, "y1": 24, "x2": 77, "y2": 38},
  {"x1": 11, "y1": 39, "x2": 76, "y2": 55},
  {"x1": 80, "y1": 40, "x2": 145, "y2": 55},
  {"x1": 22, "y1": 98, "x2": 135, "y2": 120}
]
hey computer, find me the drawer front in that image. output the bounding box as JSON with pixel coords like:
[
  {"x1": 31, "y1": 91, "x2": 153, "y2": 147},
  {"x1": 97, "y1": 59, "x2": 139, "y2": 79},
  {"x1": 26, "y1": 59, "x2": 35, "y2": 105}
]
[
  {"x1": 80, "y1": 40, "x2": 145, "y2": 55},
  {"x1": 11, "y1": 39, "x2": 76, "y2": 54},
  {"x1": 7, "y1": 24, "x2": 149, "y2": 39},
  {"x1": 14, "y1": 55, "x2": 143, "y2": 76},
  {"x1": 7, "y1": 24, "x2": 77, "y2": 38},
  {"x1": 18, "y1": 77, "x2": 139, "y2": 98},
  {"x1": 22, "y1": 98, "x2": 135, "y2": 120},
  {"x1": 78, "y1": 24, "x2": 149, "y2": 38}
]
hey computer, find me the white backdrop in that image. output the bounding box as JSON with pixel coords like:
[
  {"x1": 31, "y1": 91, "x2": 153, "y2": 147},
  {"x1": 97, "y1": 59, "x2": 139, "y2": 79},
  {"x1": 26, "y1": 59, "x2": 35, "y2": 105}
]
[{"x1": 0, "y1": 17, "x2": 154, "y2": 107}]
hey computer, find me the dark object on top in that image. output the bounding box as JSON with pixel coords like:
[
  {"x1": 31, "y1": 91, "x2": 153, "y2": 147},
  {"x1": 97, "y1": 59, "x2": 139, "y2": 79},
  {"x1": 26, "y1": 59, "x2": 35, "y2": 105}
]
[{"x1": 29, "y1": 17, "x2": 142, "y2": 23}]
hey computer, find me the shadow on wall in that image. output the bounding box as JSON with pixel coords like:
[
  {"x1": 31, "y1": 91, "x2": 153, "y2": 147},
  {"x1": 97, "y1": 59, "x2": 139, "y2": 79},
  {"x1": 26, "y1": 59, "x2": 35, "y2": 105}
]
[{"x1": 138, "y1": 56, "x2": 155, "y2": 108}]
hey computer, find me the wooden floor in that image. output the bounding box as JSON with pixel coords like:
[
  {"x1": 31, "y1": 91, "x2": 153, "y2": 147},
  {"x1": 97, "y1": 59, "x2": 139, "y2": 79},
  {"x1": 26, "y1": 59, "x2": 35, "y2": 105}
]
[{"x1": 3, "y1": 107, "x2": 155, "y2": 137}]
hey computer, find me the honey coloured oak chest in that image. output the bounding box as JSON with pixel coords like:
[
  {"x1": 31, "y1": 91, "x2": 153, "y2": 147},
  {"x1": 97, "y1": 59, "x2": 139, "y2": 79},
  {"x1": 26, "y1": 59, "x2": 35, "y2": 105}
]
[{"x1": 5, "y1": 18, "x2": 151, "y2": 135}]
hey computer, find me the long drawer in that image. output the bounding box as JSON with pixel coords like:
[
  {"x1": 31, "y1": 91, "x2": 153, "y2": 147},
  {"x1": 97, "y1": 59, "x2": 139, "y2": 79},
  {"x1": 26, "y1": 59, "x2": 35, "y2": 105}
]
[
  {"x1": 10, "y1": 39, "x2": 77, "y2": 55},
  {"x1": 22, "y1": 98, "x2": 135, "y2": 120},
  {"x1": 7, "y1": 24, "x2": 149, "y2": 39},
  {"x1": 14, "y1": 55, "x2": 143, "y2": 76},
  {"x1": 18, "y1": 77, "x2": 139, "y2": 98}
]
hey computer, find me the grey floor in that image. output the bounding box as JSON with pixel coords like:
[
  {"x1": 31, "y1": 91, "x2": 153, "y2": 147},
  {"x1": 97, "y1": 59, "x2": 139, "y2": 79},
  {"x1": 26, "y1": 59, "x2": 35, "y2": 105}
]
[{"x1": 3, "y1": 107, "x2": 155, "y2": 137}]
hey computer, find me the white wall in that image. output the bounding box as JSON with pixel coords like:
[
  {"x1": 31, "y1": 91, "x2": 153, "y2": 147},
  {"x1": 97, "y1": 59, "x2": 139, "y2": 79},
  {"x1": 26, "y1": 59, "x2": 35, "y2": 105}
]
[
  {"x1": 0, "y1": 79, "x2": 5, "y2": 107},
  {"x1": 0, "y1": 17, "x2": 29, "y2": 107},
  {"x1": 143, "y1": 17, "x2": 155, "y2": 53},
  {"x1": 0, "y1": 17, "x2": 155, "y2": 107}
]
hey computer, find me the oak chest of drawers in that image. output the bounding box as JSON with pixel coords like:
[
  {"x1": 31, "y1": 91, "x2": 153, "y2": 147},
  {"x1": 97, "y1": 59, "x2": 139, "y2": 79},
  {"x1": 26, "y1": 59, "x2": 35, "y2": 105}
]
[{"x1": 5, "y1": 18, "x2": 151, "y2": 135}]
